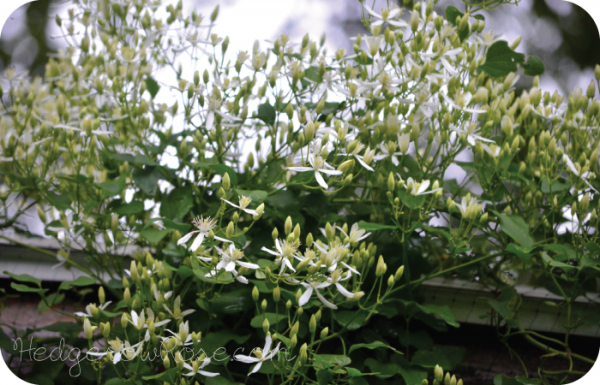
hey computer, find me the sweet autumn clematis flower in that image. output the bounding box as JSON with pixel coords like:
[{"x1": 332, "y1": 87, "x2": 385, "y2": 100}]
[
  {"x1": 178, "y1": 216, "x2": 232, "y2": 252},
  {"x1": 288, "y1": 155, "x2": 342, "y2": 189},
  {"x1": 221, "y1": 196, "x2": 259, "y2": 215},
  {"x1": 235, "y1": 333, "x2": 281, "y2": 376}
]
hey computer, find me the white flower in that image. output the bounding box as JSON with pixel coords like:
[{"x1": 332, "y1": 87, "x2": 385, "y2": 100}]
[
  {"x1": 339, "y1": 142, "x2": 375, "y2": 171},
  {"x1": 261, "y1": 239, "x2": 299, "y2": 275},
  {"x1": 362, "y1": 4, "x2": 406, "y2": 28},
  {"x1": 327, "y1": 269, "x2": 355, "y2": 299},
  {"x1": 74, "y1": 301, "x2": 112, "y2": 318},
  {"x1": 405, "y1": 177, "x2": 442, "y2": 196},
  {"x1": 162, "y1": 296, "x2": 196, "y2": 320},
  {"x1": 183, "y1": 357, "x2": 219, "y2": 377},
  {"x1": 299, "y1": 280, "x2": 335, "y2": 309},
  {"x1": 337, "y1": 223, "x2": 371, "y2": 245},
  {"x1": 221, "y1": 196, "x2": 259, "y2": 216},
  {"x1": 235, "y1": 334, "x2": 281, "y2": 376},
  {"x1": 206, "y1": 244, "x2": 259, "y2": 284},
  {"x1": 87, "y1": 338, "x2": 143, "y2": 364},
  {"x1": 313, "y1": 241, "x2": 359, "y2": 275},
  {"x1": 563, "y1": 154, "x2": 598, "y2": 193},
  {"x1": 288, "y1": 155, "x2": 342, "y2": 189},
  {"x1": 450, "y1": 122, "x2": 495, "y2": 146},
  {"x1": 456, "y1": 196, "x2": 482, "y2": 220},
  {"x1": 178, "y1": 216, "x2": 232, "y2": 252}
]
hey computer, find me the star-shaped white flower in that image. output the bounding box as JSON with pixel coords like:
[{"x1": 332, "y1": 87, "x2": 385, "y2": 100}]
[
  {"x1": 221, "y1": 196, "x2": 259, "y2": 216},
  {"x1": 405, "y1": 177, "x2": 442, "y2": 196},
  {"x1": 337, "y1": 223, "x2": 371, "y2": 245},
  {"x1": 177, "y1": 216, "x2": 232, "y2": 252},
  {"x1": 235, "y1": 334, "x2": 281, "y2": 376},
  {"x1": 206, "y1": 244, "x2": 259, "y2": 284},
  {"x1": 183, "y1": 356, "x2": 219, "y2": 377},
  {"x1": 261, "y1": 239, "x2": 299, "y2": 275},
  {"x1": 288, "y1": 155, "x2": 342, "y2": 189},
  {"x1": 299, "y1": 280, "x2": 335, "y2": 309}
]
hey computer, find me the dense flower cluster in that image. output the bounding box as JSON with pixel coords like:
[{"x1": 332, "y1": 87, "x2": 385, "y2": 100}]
[{"x1": 1, "y1": 0, "x2": 599, "y2": 383}]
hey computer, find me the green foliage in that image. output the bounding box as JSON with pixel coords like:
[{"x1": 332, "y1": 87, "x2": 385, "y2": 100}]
[{"x1": 0, "y1": 0, "x2": 598, "y2": 384}]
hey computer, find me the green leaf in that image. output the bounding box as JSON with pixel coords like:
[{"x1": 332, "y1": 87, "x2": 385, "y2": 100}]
[
  {"x1": 333, "y1": 310, "x2": 370, "y2": 331},
  {"x1": 11, "y1": 282, "x2": 47, "y2": 293},
  {"x1": 346, "y1": 367, "x2": 363, "y2": 377},
  {"x1": 3, "y1": 271, "x2": 41, "y2": 286},
  {"x1": 348, "y1": 341, "x2": 402, "y2": 355},
  {"x1": 506, "y1": 243, "x2": 534, "y2": 261},
  {"x1": 210, "y1": 288, "x2": 254, "y2": 314},
  {"x1": 411, "y1": 345, "x2": 465, "y2": 370},
  {"x1": 133, "y1": 166, "x2": 161, "y2": 195},
  {"x1": 357, "y1": 220, "x2": 398, "y2": 232},
  {"x1": 233, "y1": 189, "x2": 268, "y2": 203},
  {"x1": 256, "y1": 101, "x2": 276, "y2": 125},
  {"x1": 496, "y1": 214, "x2": 534, "y2": 248},
  {"x1": 446, "y1": 6, "x2": 463, "y2": 26},
  {"x1": 39, "y1": 292, "x2": 65, "y2": 313},
  {"x1": 41, "y1": 321, "x2": 83, "y2": 334},
  {"x1": 494, "y1": 374, "x2": 524, "y2": 385},
  {"x1": 397, "y1": 366, "x2": 428, "y2": 385},
  {"x1": 59, "y1": 276, "x2": 98, "y2": 291},
  {"x1": 160, "y1": 185, "x2": 194, "y2": 219},
  {"x1": 250, "y1": 313, "x2": 288, "y2": 328},
  {"x1": 145, "y1": 76, "x2": 160, "y2": 99},
  {"x1": 317, "y1": 369, "x2": 333, "y2": 385},
  {"x1": 487, "y1": 299, "x2": 514, "y2": 320},
  {"x1": 413, "y1": 303, "x2": 459, "y2": 328},
  {"x1": 208, "y1": 164, "x2": 238, "y2": 186},
  {"x1": 541, "y1": 177, "x2": 571, "y2": 194},
  {"x1": 46, "y1": 192, "x2": 72, "y2": 210},
  {"x1": 521, "y1": 55, "x2": 545, "y2": 76},
  {"x1": 364, "y1": 358, "x2": 397, "y2": 380},
  {"x1": 540, "y1": 252, "x2": 577, "y2": 272},
  {"x1": 478, "y1": 41, "x2": 525, "y2": 78},
  {"x1": 114, "y1": 200, "x2": 144, "y2": 215},
  {"x1": 313, "y1": 354, "x2": 351, "y2": 370},
  {"x1": 99, "y1": 179, "x2": 126, "y2": 198},
  {"x1": 141, "y1": 228, "x2": 171, "y2": 244}
]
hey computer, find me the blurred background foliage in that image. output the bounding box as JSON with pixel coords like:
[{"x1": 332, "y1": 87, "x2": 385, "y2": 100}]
[{"x1": 1, "y1": 0, "x2": 599, "y2": 95}]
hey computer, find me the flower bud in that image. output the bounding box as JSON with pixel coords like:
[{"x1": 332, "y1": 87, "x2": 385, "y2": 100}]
[
  {"x1": 210, "y1": 5, "x2": 219, "y2": 22},
  {"x1": 375, "y1": 255, "x2": 387, "y2": 277},
  {"x1": 299, "y1": 343, "x2": 308, "y2": 365},
  {"x1": 273, "y1": 287, "x2": 280, "y2": 302},
  {"x1": 306, "y1": 233, "x2": 314, "y2": 247},
  {"x1": 337, "y1": 159, "x2": 354, "y2": 172},
  {"x1": 285, "y1": 216, "x2": 293, "y2": 235},
  {"x1": 291, "y1": 321, "x2": 300, "y2": 336},
  {"x1": 83, "y1": 318, "x2": 95, "y2": 339},
  {"x1": 262, "y1": 318, "x2": 270, "y2": 333},
  {"x1": 222, "y1": 172, "x2": 230, "y2": 190},
  {"x1": 272, "y1": 227, "x2": 279, "y2": 240},
  {"x1": 98, "y1": 287, "x2": 106, "y2": 305},
  {"x1": 320, "y1": 327, "x2": 329, "y2": 339},
  {"x1": 286, "y1": 300, "x2": 292, "y2": 309},
  {"x1": 387, "y1": 172, "x2": 395, "y2": 192},
  {"x1": 444, "y1": 372, "x2": 451, "y2": 385},
  {"x1": 450, "y1": 375, "x2": 457, "y2": 385},
  {"x1": 290, "y1": 333, "x2": 298, "y2": 349},
  {"x1": 434, "y1": 365, "x2": 444, "y2": 383},
  {"x1": 410, "y1": 11, "x2": 420, "y2": 32},
  {"x1": 309, "y1": 314, "x2": 317, "y2": 335},
  {"x1": 580, "y1": 193, "x2": 590, "y2": 212},
  {"x1": 480, "y1": 212, "x2": 489, "y2": 224},
  {"x1": 261, "y1": 299, "x2": 268, "y2": 311},
  {"x1": 226, "y1": 221, "x2": 234, "y2": 238},
  {"x1": 394, "y1": 266, "x2": 405, "y2": 282},
  {"x1": 387, "y1": 275, "x2": 395, "y2": 287}
]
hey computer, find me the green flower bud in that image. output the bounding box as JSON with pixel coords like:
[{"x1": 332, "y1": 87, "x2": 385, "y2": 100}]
[
  {"x1": 222, "y1": 172, "x2": 231, "y2": 190},
  {"x1": 581, "y1": 193, "x2": 590, "y2": 212},
  {"x1": 273, "y1": 287, "x2": 281, "y2": 302},
  {"x1": 388, "y1": 172, "x2": 395, "y2": 192},
  {"x1": 210, "y1": 5, "x2": 219, "y2": 22},
  {"x1": 444, "y1": 372, "x2": 451, "y2": 385},
  {"x1": 387, "y1": 274, "x2": 395, "y2": 287},
  {"x1": 290, "y1": 333, "x2": 298, "y2": 349},
  {"x1": 262, "y1": 318, "x2": 270, "y2": 333},
  {"x1": 299, "y1": 343, "x2": 308, "y2": 365},
  {"x1": 293, "y1": 224, "x2": 301, "y2": 240},
  {"x1": 596, "y1": 64, "x2": 600, "y2": 81},
  {"x1": 98, "y1": 286, "x2": 106, "y2": 305},
  {"x1": 306, "y1": 233, "x2": 314, "y2": 247},
  {"x1": 261, "y1": 299, "x2": 268, "y2": 311},
  {"x1": 226, "y1": 221, "x2": 234, "y2": 238},
  {"x1": 255, "y1": 203, "x2": 265, "y2": 217},
  {"x1": 286, "y1": 300, "x2": 292, "y2": 309},
  {"x1": 83, "y1": 318, "x2": 95, "y2": 340},
  {"x1": 285, "y1": 216, "x2": 293, "y2": 235},
  {"x1": 309, "y1": 314, "x2": 317, "y2": 335},
  {"x1": 252, "y1": 286, "x2": 260, "y2": 302},
  {"x1": 450, "y1": 375, "x2": 457, "y2": 385},
  {"x1": 272, "y1": 227, "x2": 279, "y2": 240},
  {"x1": 434, "y1": 365, "x2": 444, "y2": 383},
  {"x1": 375, "y1": 255, "x2": 387, "y2": 277},
  {"x1": 291, "y1": 321, "x2": 300, "y2": 336},
  {"x1": 100, "y1": 322, "x2": 110, "y2": 338},
  {"x1": 320, "y1": 327, "x2": 329, "y2": 339}
]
